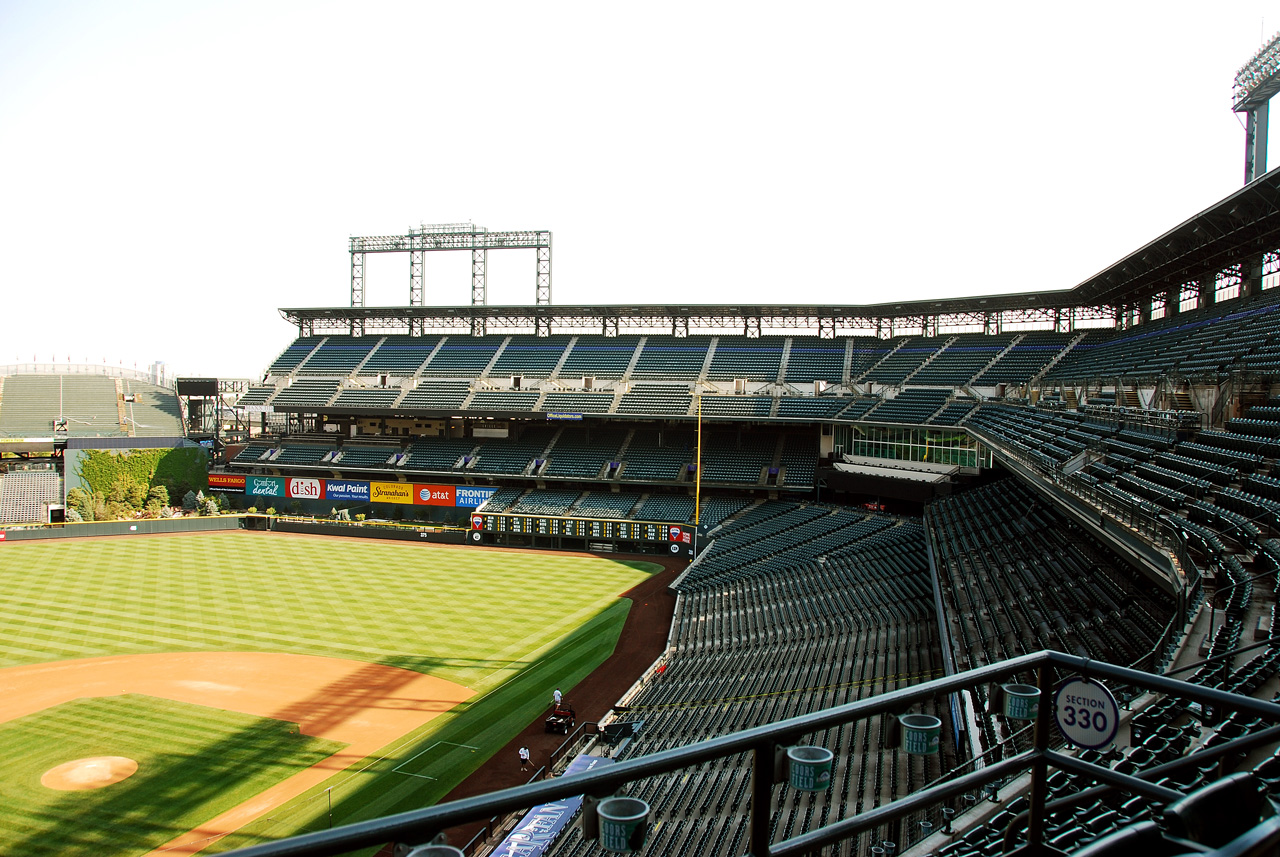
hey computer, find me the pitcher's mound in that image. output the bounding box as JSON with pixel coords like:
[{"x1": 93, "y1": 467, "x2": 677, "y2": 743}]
[{"x1": 42, "y1": 756, "x2": 138, "y2": 791}]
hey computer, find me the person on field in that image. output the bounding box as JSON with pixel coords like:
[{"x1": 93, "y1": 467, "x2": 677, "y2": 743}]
[
  {"x1": 553, "y1": 687, "x2": 562, "y2": 707},
  {"x1": 519, "y1": 746, "x2": 531, "y2": 772}
]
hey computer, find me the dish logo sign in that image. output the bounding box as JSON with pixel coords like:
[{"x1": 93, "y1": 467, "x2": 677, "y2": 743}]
[{"x1": 288, "y1": 478, "x2": 323, "y2": 500}]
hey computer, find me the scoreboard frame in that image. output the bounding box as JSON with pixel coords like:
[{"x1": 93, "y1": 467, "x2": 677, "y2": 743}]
[{"x1": 467, "y1": 513, "x2": 697, "y2": 555}]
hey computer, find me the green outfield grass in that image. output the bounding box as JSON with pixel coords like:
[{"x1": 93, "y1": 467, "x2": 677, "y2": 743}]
[
  {"x1": 0, "y1": 695, "x2": 345, "y2": 856},
  {"x1": 0, "y1": 532, "x2": 662, "y2": 856}
]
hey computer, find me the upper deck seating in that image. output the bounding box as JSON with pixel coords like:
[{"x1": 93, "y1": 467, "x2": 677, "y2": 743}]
[
  {"x1": 706, "y1": 337, "x2": 784, "y2": 381},
  {"x1": 616, "y1": 385, "x2": 692, "y2": 416},
  {"x1": 698, "y1": 395, "x2": 773, "y2": 418},
  {"x1": 630, "y1": 338, "x2": 711, "y2": 380},
  {"x1": 330, "y1": 387, "x2": 402, "y2": 409},
  {"x1": 118, "y1": 379, "x2": 184, "y2": 436},
  {"x1": 775, "y1": 396, "x2": 849, "y2": 419},
  {"x1": 557, "y1": 336, "x2": 642, "y2": 379},
  {"x1": 860, "y1": 336, "x2": 948, "y2": 384},
  {"x1": 489, "y1": 336, "x2": 571, "y2": 378},
  {"x1": 974, "y1": 331, "x2": 1077, "y2": 385},
  {"x1": 910, "y1": 334, "x2": 1013, "y2": 386},
  {"x1": 466, "y1": 391, "x2": 542, "y2": 412},
  {"x1": 784, "y1": 336, "x2": 847, "y2": 384},
  {"x1": 236, "y1": 385, "x2": 277, "y2": 408},
  {"x1": 848, "y1": 337, "x2": 905, "y2": 380},
  {"x1": 360, "y1": 336, "x2": 441, "y2": 375},
  {"x1": 866, "y1": 389, "x2": 949, "y2": 424},
  {"x1": 269, "y1": 380, "x2": 339, "y2": 410},
  {"x1": 295, "y1": 336, "x2": 377, "y2": 375},
  {"x1": 930, "y1": 399, "x2": 978, "y2": 425},
  {"x1": 540, "y1": 392, "x2": 615, "y2": 414},
  {"x1": 398, "y1": 381, "x2": 471, "y2": 411},
  {"x1": 421, "y1": 338, "x2": 503, "y2": 376},
  {"x1": 267, "y1": 337, "x2": 324, "y2": 374}
]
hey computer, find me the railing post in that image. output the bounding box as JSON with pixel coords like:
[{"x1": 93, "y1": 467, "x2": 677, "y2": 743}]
[
  {"x1": 750, "y1": 740, "x2": 776, "y2": 856},
  {"x1": 1026, "y1": 664, "x2": 1054, "y2": 849}
]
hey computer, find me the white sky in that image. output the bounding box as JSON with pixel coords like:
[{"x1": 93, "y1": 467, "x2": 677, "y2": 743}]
[{"x1": 1, "y1": 1, "x2": 1276, "y2": 380}]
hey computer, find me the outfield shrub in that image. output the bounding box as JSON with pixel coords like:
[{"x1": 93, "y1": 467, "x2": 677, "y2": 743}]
[{"x1": 76, "y1": 448, "x2": 207, "y2": 511}]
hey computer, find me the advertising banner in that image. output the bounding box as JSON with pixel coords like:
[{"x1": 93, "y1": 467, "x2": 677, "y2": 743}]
[
  {"x1": 490, "y1": 755, "x2": 615, "y2": 857},
  {"x1": 286, "y1": 477, "x2": 325, "y2": 500},
  {"x1": 246, "y1": 476, "x2": 286, "y2": 498},
  {"x1": 207, "y1": 473, "x2": 245, "y2": 492},
  {"x1": 370, "y1": 481, "x2": 414, "y2": 505},
  {"x1": 325, "y1": 480, "x2": 370, "y2": 502},
  {"x1": 414, "y1": 484, "x2": 455, "y2": 506},
  {"x1": 455, "y1": 485, "x2": 498, "y2": 508}
]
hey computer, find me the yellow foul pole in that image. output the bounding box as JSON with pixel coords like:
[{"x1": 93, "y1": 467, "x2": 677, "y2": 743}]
[{"x1": 694, "y1": 392, "x2": 702, "y2": 526}]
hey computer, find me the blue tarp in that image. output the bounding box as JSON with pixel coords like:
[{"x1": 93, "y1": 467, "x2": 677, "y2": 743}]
[{"x1": 490, "y1": 754, "x2": 616, "y2": 857}]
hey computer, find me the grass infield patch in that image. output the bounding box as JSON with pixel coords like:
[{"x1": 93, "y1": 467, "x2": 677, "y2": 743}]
[{"x1": 0, "y1": 694, "x2": 345, "y2": 857}]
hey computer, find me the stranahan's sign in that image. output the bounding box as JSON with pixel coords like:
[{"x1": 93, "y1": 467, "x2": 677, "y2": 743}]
[{"x1": 369, "y1": 481, "x2": 414, "y2": 505}]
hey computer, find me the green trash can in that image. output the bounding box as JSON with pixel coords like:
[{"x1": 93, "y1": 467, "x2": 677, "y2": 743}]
[
  {"x1": 900, "y1": 713, "x2": 942, "y2": 755},
  {"x1": 1002, "y1": 683, "x2": 1041, "y2": 720}
]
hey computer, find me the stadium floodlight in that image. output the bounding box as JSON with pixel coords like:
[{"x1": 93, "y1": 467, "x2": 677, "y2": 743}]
[{"x1": 1233, "y1": 31, "x2": 1280, "y2": 184}]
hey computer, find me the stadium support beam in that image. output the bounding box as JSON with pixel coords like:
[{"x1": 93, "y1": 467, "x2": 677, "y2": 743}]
[
  {"x1": 472, "y1": 246, "x2": 487, "y2": 336},
  {"x1": 410, "y1": 249, "x2": 424, "y2": 306},
  {"x1": 1234, "y1": 32, "x2": 1280, "y2": 183},
  {"x1": 1245, "y1": 104, "x2": 1270, "y2": 184},
  {"x1": 350, "y1": 251, "x2": 364, "y2": 308},
  {"x1": 347, "y1": 225, "x2": 552, "y2": 320}
]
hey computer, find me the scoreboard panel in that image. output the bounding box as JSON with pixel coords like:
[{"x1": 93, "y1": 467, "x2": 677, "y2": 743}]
[{"x1": 472, "y1": 514, "x2": 687, "y2": 545}]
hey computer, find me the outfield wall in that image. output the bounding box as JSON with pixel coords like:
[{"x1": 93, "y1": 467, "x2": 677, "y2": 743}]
[
  {"x1": 273, "y1": 519, "x2": 467, "y2": 544},
  {"x1": 0, "y1": 515, "x2": 242, "y2": 541}
]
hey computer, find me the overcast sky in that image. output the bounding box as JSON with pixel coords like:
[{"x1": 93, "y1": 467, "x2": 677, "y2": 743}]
[{"x1": 1, "y1": 1, "x2": 1276, "y2": 380}]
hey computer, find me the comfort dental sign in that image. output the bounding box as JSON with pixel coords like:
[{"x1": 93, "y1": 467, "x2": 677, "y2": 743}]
[{"x1": 247, "y1": 477, "x2": 286, "y2": 497}]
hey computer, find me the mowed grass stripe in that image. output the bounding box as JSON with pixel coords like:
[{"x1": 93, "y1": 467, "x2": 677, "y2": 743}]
[
  {"x1": 0, "y1": 534, "x2": 661, "y2": 855},
  {"x1": 0, "y1": 534, "x2": 654, "y2": 690},
  {"x1": 0, "y1": 695, "x2": 346, "y2": 857}
]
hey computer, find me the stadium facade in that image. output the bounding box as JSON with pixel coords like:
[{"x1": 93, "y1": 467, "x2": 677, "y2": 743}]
[{"x1": 5, "y1": 170, "x2": 1280, "y2": 856}]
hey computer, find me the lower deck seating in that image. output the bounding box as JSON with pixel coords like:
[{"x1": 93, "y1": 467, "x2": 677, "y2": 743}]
[
  {"x1": 0, "y1": 470, "x2": 61, "y2": 523},
  {"x1": 563, "y1": 506, "x2": 946, "y2": 857}
]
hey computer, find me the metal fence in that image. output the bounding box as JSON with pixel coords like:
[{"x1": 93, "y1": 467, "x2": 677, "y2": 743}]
[{"x1": 218, "y1": 650, "x2": 1280, "y2": 857}]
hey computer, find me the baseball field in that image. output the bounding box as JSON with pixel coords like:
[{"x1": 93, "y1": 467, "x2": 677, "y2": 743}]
[{"x1": 0, "y1": 530, "x2": 661, "y2": 857}]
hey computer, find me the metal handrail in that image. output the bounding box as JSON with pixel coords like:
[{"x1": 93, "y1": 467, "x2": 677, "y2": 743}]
[{"x1": 220, "y1": 650, "x2": 1280, "y2": 857}]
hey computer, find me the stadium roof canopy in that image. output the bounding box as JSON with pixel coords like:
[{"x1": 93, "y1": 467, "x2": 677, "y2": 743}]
[{"x1": 281, "y1": 166, "x2": 1280, "y2": 337}]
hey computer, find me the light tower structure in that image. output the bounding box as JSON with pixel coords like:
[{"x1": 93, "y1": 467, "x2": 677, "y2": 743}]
[
  {"x1": 347, "y1": 223, "x2": 552, "y2": 336},
  {"x1": 1234, "y1": 31, "x2": 1280, "y2": 184}
]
